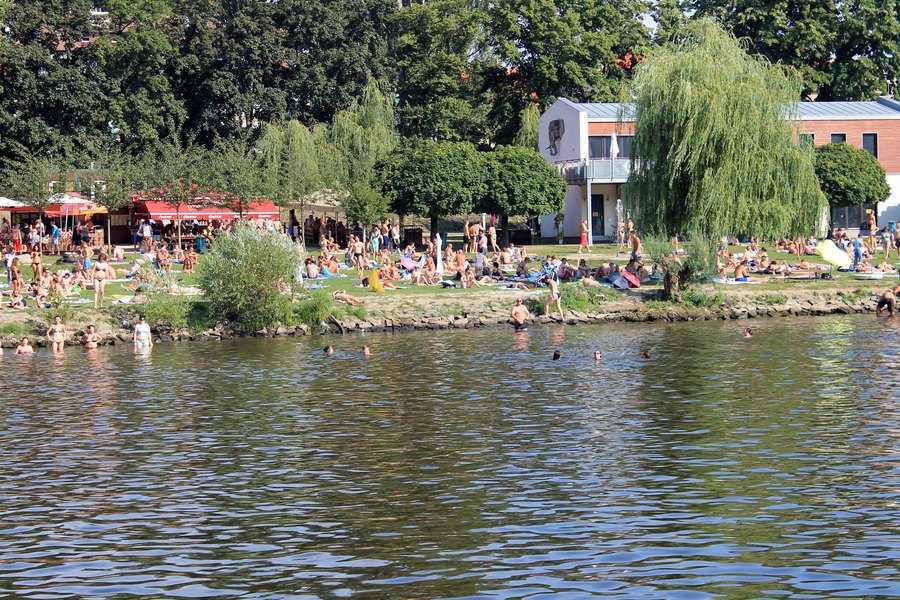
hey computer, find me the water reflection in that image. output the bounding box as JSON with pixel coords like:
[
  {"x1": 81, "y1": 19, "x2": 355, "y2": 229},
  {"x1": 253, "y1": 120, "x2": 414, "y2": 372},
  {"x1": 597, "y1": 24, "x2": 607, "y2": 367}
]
[{"x1": 0, "y1": 315, "x2": 898, "y2": 598}]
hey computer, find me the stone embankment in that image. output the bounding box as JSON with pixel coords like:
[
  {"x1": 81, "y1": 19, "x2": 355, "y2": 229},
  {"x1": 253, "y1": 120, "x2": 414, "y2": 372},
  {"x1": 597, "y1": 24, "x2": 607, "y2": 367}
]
[{"x1": 0, "y1": 290, "x2": 883, "y2": 349}]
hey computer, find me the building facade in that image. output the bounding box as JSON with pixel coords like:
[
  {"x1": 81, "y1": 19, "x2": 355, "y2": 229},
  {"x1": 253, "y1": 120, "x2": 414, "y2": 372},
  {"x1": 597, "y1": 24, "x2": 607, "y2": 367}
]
[{"x1": 539, "y1": 97, "x2": 900, "y2": 241}]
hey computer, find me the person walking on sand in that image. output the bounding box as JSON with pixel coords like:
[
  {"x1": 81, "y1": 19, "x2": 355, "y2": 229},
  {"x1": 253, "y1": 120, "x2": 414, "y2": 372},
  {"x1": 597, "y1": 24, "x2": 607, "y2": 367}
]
[
  {"x1": 578, "y1": 220, "x2": 590, "y2": 254},
  {"x1": 543, "y1": 276, "x2": 564, "y2": 322},
  {"x1": 510, "y1": 297, "x2": 531, "y2": 331}
]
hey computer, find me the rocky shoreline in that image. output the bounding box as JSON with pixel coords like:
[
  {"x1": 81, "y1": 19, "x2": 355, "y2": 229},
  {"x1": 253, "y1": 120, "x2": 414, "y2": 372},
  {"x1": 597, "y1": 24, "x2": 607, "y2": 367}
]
[{"x1": 0, "y1": 289, "x2": 884, "y2": 349}]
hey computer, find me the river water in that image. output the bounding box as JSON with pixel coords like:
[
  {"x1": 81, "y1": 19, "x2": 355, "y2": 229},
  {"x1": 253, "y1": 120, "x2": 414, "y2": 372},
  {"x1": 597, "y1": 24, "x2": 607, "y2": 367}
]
[{"x1": 1, "y1": 315, "x2": 898, "y2": 599}]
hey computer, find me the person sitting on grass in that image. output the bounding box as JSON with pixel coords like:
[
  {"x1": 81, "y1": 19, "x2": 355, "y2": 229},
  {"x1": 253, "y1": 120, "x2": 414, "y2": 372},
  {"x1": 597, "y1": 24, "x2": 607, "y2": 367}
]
[
  {"x1": 461, "y1": 266, "x2": 491, "y2": 289},
  {"x1": 305, "y1": 257, "x2": 320, "y2": 280},
  {"x1": 8, "y1": 290, "x2": 27, "y2": 309},
  {"x1": 332, "y1": 290, "x2": 365, "y2": 305}
]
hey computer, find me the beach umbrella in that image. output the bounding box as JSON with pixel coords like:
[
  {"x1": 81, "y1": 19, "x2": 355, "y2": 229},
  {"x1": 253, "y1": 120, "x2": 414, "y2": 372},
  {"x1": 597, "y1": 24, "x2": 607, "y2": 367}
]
[{"x1": 817, "y1": 239, "x2": 852, "y2": 268}]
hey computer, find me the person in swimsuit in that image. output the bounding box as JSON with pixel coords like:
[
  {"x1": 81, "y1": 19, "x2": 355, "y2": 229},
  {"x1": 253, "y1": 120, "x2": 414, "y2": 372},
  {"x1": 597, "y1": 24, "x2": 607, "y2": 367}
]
[
  {"x1": 9, "y1": 256, "x2": 24, "y2": 293},
  {"x1": 183, "y1": 246, "x2": 198, "y2": 273},
  {"x1": 15, "y1": 337, "x2": 34, "y2": 355},
  {"x1": 82, "y1": 324, "x2": 102, "y2": 349},
  {"x1": 876, "y1": 285, "x2": 900, "y2": 317},
  {"x1": 133, "y1": 315, "x2": 153, "y2": 349},
  {"x1": 30, "y1": 245, "x2": 42, "y2": 282},
  {"x1": 92, "y1": 252, "x2": 112, "y2": 308},
  {"x1": 593, "y1": 350, "x2": 602, "y2": 360},
  {"x1": 543, "y1": 276, "x2": 564, "y2": 321},
  {"x1": 47, "y1": 315, "x2": 67, "y2": 353},
  {"x1": 510, "y1": 297, "x2": 531, "y2": 331},
  {"x1": 578, "y1": 220, "x2": 590, "y2": 254}
]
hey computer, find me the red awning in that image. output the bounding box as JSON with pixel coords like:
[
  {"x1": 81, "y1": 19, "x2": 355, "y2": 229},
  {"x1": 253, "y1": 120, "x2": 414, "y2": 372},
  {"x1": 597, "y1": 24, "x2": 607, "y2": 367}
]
[{"x1": 136, "y1": 200, "x2": 279, "y2": 221}]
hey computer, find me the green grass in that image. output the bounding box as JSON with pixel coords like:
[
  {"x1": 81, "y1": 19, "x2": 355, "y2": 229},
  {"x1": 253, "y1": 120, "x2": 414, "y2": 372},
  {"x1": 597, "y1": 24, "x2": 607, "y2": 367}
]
[{"x1": 0, "y1": 322, "x2": 34, "y2": 336}]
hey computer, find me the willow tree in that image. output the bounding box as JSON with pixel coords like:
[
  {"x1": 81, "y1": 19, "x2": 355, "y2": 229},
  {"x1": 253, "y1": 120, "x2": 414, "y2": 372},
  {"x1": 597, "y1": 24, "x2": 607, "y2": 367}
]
[
  {"x1": 624, "y1": 21, "x2": 826, "y2": 242},
  {"x1": 512, "y1": 103, "x2": 540, "y2": 151},
  {"x1": 259, "y1": 120, "x2": 337, "y2": 245},
  {"x1": 329, "y1": 79, "x2": 398, "y2": 235}
]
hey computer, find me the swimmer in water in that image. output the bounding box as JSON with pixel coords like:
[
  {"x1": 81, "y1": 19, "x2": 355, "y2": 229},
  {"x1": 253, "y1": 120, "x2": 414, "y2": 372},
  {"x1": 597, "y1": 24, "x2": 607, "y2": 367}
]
[
  {"x1": 593, "y1": 350, "x2": 602, "y2": 360},
  {"x1": 82, "y1": 324, "x2": 102, "y2": 349},
  {"x1": 362, "y1": 346, "x2": 372, "y2": 357},
  {"x1": 15, "y1": 337, "x2": 34, "y2": 355},
  {"x1": 510, "y1": 297, "x2": 530, "y2": 331},
  {"x1": 552, "y1": 350, "x2": 561, "y2": 361},
  {"x1": 743, "y1": 327, "x2": 753, "y2": 338},
  {"x1": 641, "y1": 350, "x2": 651, "y2": 359},
  {"x1": 876, "y1": 285, "x2": 900, "y2": 317},
  {"x1": 324, "y1": 346, "x2": 334, "y2": 355}
]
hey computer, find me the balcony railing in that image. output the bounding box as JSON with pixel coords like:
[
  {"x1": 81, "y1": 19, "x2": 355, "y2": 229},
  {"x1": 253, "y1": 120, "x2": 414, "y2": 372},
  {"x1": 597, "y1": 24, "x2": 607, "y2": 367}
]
[{"x1": 557, "y1": 158, "x2": 632, "y2": 183}]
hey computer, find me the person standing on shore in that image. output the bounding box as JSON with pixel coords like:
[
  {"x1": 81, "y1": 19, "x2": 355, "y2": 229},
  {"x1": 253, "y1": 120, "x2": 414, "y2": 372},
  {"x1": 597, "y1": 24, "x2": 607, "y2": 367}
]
[
  {"x1": 543, "y1": 276, "x2": 564, "y2": 322},
  {"x1": 852, "y1": 233, "x2": 864, "y2": 269},
  {"x1": 578, "y1": 220, "x2": 590, "y2": 254},
  {"x1": 462, "y1": 220, "x2": 471, "y2": 254},
  {"x1": 510, "y1": 297, "x2": 531, "y2": 331}
]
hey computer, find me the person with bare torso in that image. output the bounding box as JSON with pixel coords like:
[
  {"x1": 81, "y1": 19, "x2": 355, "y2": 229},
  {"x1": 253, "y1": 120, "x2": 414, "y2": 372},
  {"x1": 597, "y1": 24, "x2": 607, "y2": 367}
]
[
  {"x1": 510, "y1": 297, "x2": 531, "y2": 331},
  {"x1": 47, "y1": 315, "x2": 67, "y2": 353}
]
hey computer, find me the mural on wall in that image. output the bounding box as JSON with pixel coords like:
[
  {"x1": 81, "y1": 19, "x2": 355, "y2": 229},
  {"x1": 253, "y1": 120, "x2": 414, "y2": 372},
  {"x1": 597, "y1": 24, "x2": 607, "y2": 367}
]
[{"x1": 547, "y1": 119, "x2": 565, "y2": 156}]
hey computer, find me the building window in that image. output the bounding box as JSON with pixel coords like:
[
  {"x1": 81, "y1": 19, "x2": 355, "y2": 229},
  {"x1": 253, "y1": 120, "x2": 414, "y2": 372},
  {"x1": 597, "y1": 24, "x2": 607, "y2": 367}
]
[
  {"x1": 589, "y1": 136, "x2": 611, "y2": 159},
  {"x1": 830, "y1": 133, "x2": 846, "y2": 143},
  {"x1": 862, "y1": 133, "x2": 878, "y2": 157},
  {"x1": 589, "y1": 135, "x2": 633, "y2": 159},
  {"x1": 799, "y1": 133, "x2": 815, "y2": 148}
]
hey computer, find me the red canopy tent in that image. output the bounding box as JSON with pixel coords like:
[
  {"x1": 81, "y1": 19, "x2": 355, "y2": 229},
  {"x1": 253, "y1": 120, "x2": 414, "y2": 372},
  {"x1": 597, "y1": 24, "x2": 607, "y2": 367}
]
[{"x1": 135, "y1": 199, "x2": 279, "y2": 221}]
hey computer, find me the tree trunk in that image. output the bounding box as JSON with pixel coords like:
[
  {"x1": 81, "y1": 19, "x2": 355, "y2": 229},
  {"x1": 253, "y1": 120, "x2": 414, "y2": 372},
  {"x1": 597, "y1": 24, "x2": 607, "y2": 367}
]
[
  {"x1": 662, "y1": 272, "x2": 682, "y2": 303},
  {"x1": 499, "y1": 214, "x2": 510, "y2": 248},
  {"x1": 430, "y1": 215, "x2": 438, "y2": 241}
]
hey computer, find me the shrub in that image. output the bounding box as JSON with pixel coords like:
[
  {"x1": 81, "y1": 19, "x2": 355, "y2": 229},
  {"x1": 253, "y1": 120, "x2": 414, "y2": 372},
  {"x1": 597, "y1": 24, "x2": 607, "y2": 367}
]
[
  {"x1": 198, "y1": 225, "x2": 300, "y2": 331},
  {"x1": 681, "y1": 289, "x2": 725, "y2": 308},
  {"x1": 294, "y1": 290, "x2": 333, "y2": 327},
  {"x1": 0, "y1": 322, "x2": 34, "y2": 336},
  {"x1": 644, "y1": 235, "x2": 716, "y2": 302}
]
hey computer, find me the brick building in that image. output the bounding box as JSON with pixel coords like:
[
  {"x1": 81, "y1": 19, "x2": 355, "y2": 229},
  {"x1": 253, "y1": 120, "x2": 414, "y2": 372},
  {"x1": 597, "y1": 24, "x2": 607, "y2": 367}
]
[{"x1": 539, "y1": 97, "x2": 900, "y2": 241}]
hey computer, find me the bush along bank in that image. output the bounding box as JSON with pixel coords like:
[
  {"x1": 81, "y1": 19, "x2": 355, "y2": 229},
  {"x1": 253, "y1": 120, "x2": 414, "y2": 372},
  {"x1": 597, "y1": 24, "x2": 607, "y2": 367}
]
[{"x1": 0, "y1": 288, "x2": 887, "y2": 349}]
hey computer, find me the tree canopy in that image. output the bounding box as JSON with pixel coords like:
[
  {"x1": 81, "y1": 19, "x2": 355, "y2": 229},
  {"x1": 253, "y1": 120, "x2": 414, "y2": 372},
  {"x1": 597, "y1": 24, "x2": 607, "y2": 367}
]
[
  {"x1": 686, "y1": 0, "x2": 900, "y2": 100},
  {"x1": 477, "y1": 145, "x2": 567, "y2": 219},
  {"x1": 625, "y1": 21, "x2": 827, "y2": 240},
  {"x1": 378, "y1": 140, "x2": 486, "y2": 234},
  {"x1": 814, "y1": 143, "x2": 890, "y2": 208}
]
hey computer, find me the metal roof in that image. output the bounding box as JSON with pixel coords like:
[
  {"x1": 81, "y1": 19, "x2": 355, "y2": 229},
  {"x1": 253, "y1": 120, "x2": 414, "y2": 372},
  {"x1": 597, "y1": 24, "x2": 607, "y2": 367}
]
[{"x1": 561, "y1": 97, "x2": 900, "y2": 121}]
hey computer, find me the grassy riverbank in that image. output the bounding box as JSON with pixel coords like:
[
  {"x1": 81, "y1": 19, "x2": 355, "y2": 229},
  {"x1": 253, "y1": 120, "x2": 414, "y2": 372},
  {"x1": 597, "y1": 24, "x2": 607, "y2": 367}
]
[{"x1": 1, "y1": 242, "x2": 896, "y2": 346}]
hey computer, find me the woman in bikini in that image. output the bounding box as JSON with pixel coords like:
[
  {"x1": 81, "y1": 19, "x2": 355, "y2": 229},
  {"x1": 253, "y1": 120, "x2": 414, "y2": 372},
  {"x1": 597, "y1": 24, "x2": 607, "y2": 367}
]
[
  {"x1": 133, "y1": 315, "x2": 153, "y2": 350},
  {"x1": 30, "y1": 244, "x2": 43, "y2": 282},
  {"x1": 47, "y1": 315, "x2": 67, "y2": 353},
  {"x1": 9, "y1": 256, "x2": 23, "y2": 293},
  {"x1": 92, "y1": 252, "x2": 111, "y2": 308},
  {"x1": 82, "y1": 324, "x2": 102, "y2": 349},
  {"x1": 15, "y1": 337, "x2": 34, "y2": 355}
]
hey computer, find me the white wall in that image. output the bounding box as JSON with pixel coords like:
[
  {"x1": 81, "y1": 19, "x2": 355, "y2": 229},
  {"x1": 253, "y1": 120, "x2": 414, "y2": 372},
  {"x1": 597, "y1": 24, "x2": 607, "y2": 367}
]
[
  {"x1": 540, "y1": 185, "x2": 584, "y2": 239},
  {"x1": 880, "y1": 174, "x2": 900, "y2": 226},
  {"x1": 538, "y1": 99, "x2": 587, "y2": 164}
]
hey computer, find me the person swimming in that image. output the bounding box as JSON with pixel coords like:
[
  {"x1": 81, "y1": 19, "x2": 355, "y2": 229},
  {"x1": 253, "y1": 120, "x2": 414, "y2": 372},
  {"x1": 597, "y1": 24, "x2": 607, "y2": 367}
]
[
  {"x1": 593, "y1": 350, "x2": 602, "y2": 360},
  {"x1": 552, "y1": 350, "x2": 561, "y2": 361},
  {"x1": 324, "y1": 346, "x2": 334, "y2": 355},
  {"x1": 641, "y1": 350, "x2": 651, "y2": 359},
  {"x1": 743, "y1": 327, "x2": 753, "y2": 338}
]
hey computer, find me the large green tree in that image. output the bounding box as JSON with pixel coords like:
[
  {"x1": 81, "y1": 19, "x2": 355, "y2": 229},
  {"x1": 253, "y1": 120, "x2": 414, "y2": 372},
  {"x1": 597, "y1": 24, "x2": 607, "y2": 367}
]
[
  {"x1": 393, "y1": 0, "x2": 487, "y2": 142},
  {"x1": 1, "y1": 155, "x2": 64, "y2": 218},
  {"x1": 329, "y1": 79, "x2": 398, "y2": 233},
  {"x1": 686, "y1": 0, "x2": 900, "y2": 100},
  {"x1": 814, "y1": 143, "x2": 890, "y2": 209},
  {"x1": 477, "y1": 145, "x2": 567, "y2": 246},
  {"x1": 483, "y1": 0, "x2": 649, "y2": 141},
  {"x1": 625, "y1": 20, "x2": 826, "y2": 240},
  {"x1": 378, "y1": 140, "x2": 486, "y2": 236}
]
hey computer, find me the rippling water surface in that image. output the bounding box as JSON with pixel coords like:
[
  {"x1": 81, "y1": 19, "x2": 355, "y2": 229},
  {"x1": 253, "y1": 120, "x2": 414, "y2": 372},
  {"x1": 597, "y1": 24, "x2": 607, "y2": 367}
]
[{"x1": 1, "y1": 315, "x2": 899, "y2": 599}]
